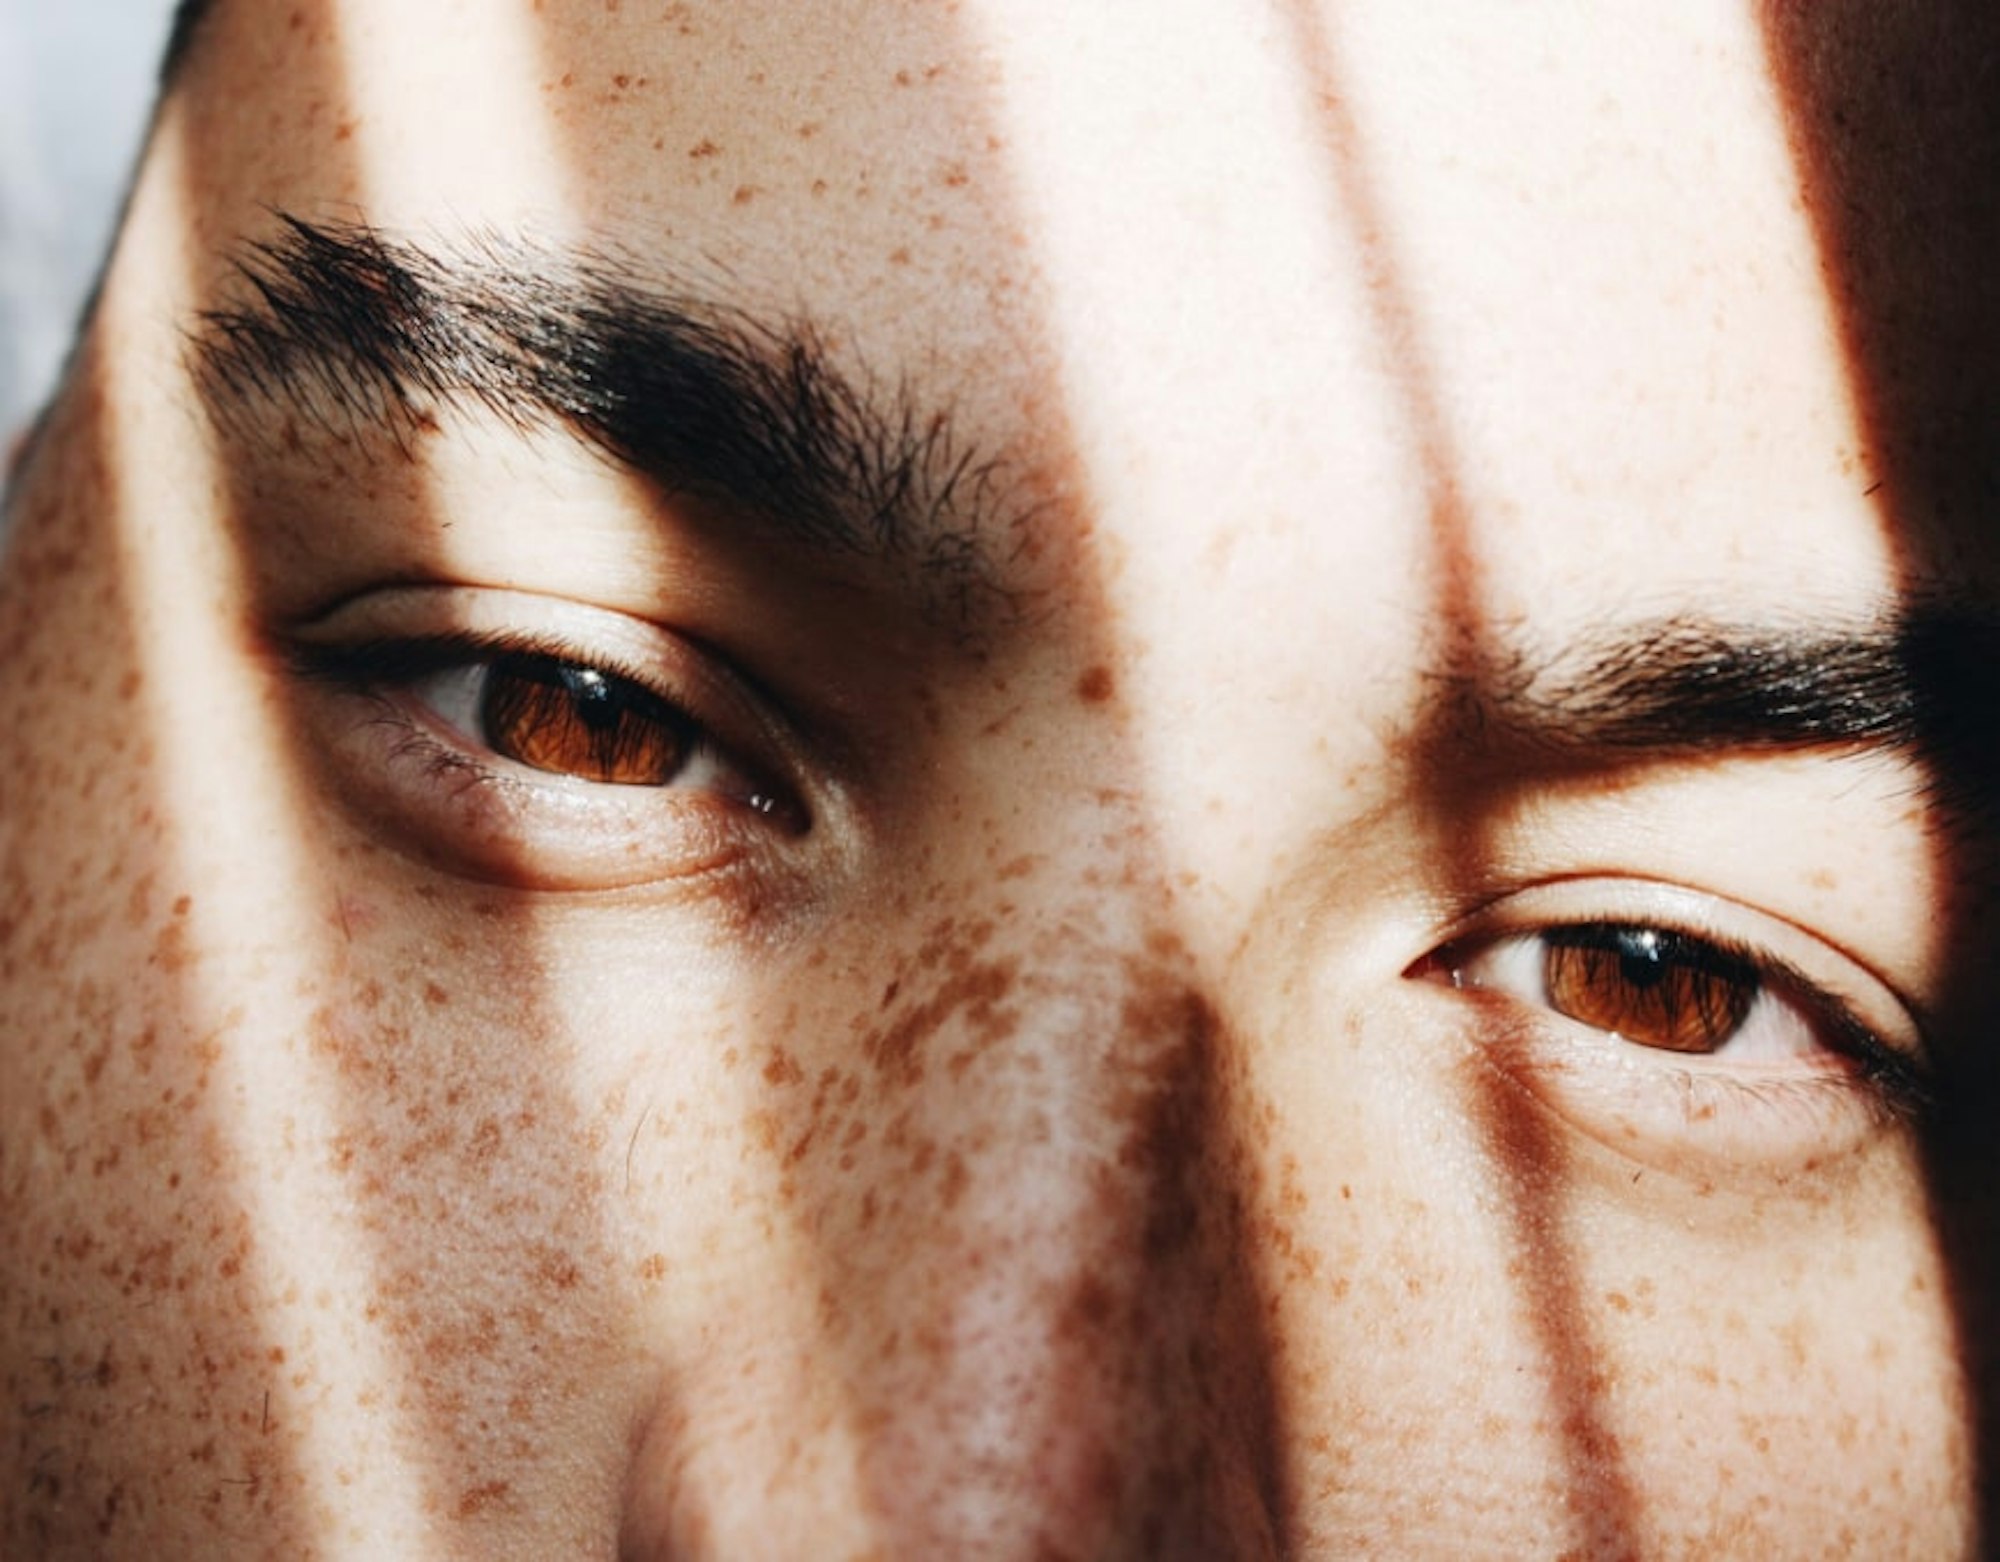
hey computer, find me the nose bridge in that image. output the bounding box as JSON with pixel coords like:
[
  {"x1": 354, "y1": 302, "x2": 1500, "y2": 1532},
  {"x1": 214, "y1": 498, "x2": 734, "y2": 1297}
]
[
  {"x1": 821, "y1": 846, "x2": 1283, "y2": 1551},
  {"x1": 623, "y1": 833, "x2": 1286, "y2": 1556}
]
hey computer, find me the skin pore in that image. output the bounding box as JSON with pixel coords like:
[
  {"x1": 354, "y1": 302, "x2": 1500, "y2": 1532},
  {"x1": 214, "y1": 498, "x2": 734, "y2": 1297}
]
[{"x1": 3, "y1": 1, "x2": 1998, "y2": 1556}]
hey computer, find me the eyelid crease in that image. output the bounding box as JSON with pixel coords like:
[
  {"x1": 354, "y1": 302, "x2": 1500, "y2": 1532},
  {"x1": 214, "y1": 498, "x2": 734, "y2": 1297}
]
[{"x1": 290, "y1": 626, "x2": 661, "y2": 698}]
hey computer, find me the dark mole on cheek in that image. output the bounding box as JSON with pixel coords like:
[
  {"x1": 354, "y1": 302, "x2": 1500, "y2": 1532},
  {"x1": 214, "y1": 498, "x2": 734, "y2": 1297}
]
[{"x1": 1076, "y1": 665, "x2": 1116, "y2": 706}]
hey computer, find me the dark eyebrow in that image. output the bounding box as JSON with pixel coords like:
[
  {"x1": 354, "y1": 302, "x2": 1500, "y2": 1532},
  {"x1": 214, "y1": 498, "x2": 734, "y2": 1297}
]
[
  {"x1": 1458, "y1": 606, "x2": 2000, "y2": 821},
  {"x1": 190, "y1": 216, "x2": 1024, "y2": 628}
]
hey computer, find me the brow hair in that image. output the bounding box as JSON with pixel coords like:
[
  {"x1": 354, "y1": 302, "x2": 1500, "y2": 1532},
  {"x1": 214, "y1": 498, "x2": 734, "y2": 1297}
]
[
  {"x1": 1462, "y1": 605, "x2": 2000, "y2": 821},
  {"x1": 192, "y1": 217, "x2": 1024, "y2": 627}
]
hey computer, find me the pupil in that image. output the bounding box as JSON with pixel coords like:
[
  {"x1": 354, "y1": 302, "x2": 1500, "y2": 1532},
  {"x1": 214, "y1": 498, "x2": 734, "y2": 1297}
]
[
  {"x1": 1613, "y1": 929, "x2": 1667, "y2": 990},
  {"x1": 1619, "y1": 954, "x2": 1664, "y2": 989}
]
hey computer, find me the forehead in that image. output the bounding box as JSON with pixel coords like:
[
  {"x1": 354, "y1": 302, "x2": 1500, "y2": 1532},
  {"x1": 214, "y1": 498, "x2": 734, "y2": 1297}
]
[{"x1": 160, "y1": 0, "x2": 1989, "y2": 630}]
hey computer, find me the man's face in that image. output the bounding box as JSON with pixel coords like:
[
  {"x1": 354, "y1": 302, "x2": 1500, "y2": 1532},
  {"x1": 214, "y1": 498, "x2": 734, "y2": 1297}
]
[{"x1": 4, "y1": 1, "x2": 1996, "y2": 1554}]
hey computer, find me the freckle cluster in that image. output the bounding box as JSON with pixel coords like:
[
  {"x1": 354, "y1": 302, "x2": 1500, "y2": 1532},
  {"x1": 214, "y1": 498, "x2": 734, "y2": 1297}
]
[
  {"x1": 680, "y1": 892, "x2": 1285, "y2": 1546},
  {"x1": 0, "y1": 399, "x2": 314, "y2": 1548}
]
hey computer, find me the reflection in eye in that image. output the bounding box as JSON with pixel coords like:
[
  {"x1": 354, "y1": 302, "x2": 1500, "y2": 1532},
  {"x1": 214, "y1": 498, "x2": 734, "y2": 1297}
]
[{"x1": 1540, "y1": 926, "x2": 1757, "y2": 1054}]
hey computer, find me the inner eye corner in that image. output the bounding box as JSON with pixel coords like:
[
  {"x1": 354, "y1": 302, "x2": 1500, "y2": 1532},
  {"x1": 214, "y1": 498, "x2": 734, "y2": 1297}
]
[{"x1": 1400, "y1": 943, "x2": 1464, "y2": 986}]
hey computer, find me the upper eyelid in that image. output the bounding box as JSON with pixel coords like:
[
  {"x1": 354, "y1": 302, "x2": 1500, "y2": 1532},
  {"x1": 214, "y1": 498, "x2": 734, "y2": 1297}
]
[
  {"x1": 1421, "y1": 876, "x2": 1925, "y2": 1039},
  {"x1": 1462, "y1": 922, "x2": 1934, "y2": 1109},
  {"x1": 293, "y1": 629, "x2": 664, "y2": 692},
  {"x1": 291, "y1": 631, "x2": 741, "y2": 767},
  {"x1": 309, "y1": 631, "x2": 816, "y2": 826}
]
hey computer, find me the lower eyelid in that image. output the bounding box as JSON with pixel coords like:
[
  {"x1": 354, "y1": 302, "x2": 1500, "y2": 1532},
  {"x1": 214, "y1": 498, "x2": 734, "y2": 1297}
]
[
  {"x1": 1429, "y1": 931, "x2": 1924, "y2": 1174},
  {"x1": 298, "y1": 674, "x2": 800, "y2": 893},
  {"x1": 1471, "y1": 1009, "x2": 1913, "y2": 1176},
  {"x1": 1553, "y1": 1048, "x2": 1901, "y2": 1133}
]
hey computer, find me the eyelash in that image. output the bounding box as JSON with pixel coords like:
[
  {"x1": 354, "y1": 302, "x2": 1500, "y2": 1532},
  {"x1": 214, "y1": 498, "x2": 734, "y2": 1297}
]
[
  {"x1": 294, "y1": 627, "x2": 653, "y2": 694},
  {"x1": 286, "y1": 624, "x2": 808, "y2": 848},
  {"x1": 1426, "y1": 914, "x2": 1931, "y2": 1134}
]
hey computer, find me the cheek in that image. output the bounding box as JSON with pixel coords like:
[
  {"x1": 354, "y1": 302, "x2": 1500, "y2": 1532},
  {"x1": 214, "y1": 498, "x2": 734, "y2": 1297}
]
[
  {"x1": 0, "y1": 445, "x2": 292, "y2": 1544},
  {"x1": 1575, "y1": 1155, "x2": 1970, "y2": 1551},
  {"x1": 1209, "y1": 961, "x2": 1971, "y2": 1555},
  {"x1": 0, "y1": 446, "x2": 645, "y2": 1547}
]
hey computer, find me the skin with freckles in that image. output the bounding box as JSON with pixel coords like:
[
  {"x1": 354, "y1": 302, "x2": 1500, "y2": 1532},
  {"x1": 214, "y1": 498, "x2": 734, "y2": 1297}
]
[{"x1": 4, "y1": 1, "x2": 2000, "y2": 1557}]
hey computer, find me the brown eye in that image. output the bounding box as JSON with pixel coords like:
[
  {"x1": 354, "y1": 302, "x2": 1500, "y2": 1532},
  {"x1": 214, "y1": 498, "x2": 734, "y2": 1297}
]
[
  {"x1": 480, "y1": 654, "x2": 694, "y2": 785},
  {"x1": 1542, "y1": 926, "x2": 1758, "y2": 1054}
]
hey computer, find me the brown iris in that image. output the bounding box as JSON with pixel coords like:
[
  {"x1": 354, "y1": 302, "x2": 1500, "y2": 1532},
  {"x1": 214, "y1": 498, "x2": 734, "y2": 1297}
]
[
  {"x1": 480, "y1": 655, "x2": 693, "y2": 785},
  {"x1": 1543, "y1": 926, "x2": 1759, "y2": 1054}
]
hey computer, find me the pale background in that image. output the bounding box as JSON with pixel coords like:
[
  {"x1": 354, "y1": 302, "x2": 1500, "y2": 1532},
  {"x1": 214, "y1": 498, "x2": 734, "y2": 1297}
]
[{"x1": 0, "y1": 0, "x2": 176, "y2": 448}]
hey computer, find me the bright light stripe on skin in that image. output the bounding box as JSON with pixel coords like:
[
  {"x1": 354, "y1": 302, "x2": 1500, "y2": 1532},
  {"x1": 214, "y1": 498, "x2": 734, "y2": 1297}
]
[
  {"x1": 963, "y1": 0, "x2": 1449, "y2": 964},
  {"x1": 99, "y1": 108, "x2": 441, "y2": 1555},
  {"x1": 326, "y1": 0, "x2": 886, "y2": 1542},
  {"x1": 325, "y1": 0, "x2": 581, "y2": 234},
  {"x1": 1318, "y1": 2, "x2": 1902, "y2": 608}
]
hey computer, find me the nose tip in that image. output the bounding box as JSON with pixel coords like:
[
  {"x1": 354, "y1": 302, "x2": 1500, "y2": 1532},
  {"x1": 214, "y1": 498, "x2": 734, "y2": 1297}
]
[{"x1": 617, "y1": 942, "x2": 1288, "y2": 1559}]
